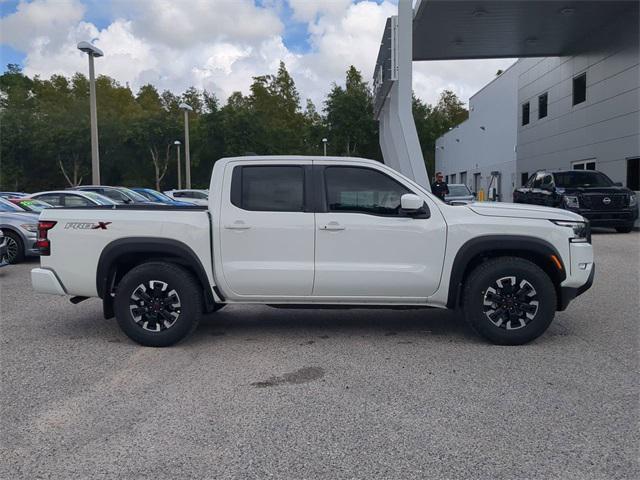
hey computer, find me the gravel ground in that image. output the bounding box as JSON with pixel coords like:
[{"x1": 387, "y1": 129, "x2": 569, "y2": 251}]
[{"x1": 1, "y1": 231, "x2": 638, "y2": 480}]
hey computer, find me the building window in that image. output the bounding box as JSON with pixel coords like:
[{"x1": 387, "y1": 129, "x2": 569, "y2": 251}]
[
  {"x1": 627, "y1": 158, "x2": 639, "y2": 191},
  {"x1": 522, "y1": 102, "x2": 530, "y2": 126},
  {"x1": 573, "y1": 73, "x2": 586, "y2": 105},
  {"x1": 572, "y1": 160, "x2": 596, "y2": 171},
  {"x1": 538, "y1": 93, "x2": 548, "y2": 119},
  {"x1": 521, "y1": 172, "x2": 530, "y2": 186},
  {"x1": 460, "y1": 171, "x2": 467, "y2": 186}
]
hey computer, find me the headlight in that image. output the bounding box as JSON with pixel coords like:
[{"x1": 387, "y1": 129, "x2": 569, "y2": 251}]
[
  {"x1": 20, "y1": 224, "x2": 38, "y2": 233},
  {"x1": 551, "y1": 220, "x2": 590, "y2": 243},
  {"x1": 563, "y1": 195, "x2": 580, "y2": 209},
  {"x1": 630, "y1": 194, "x2": 637, "y2": 207}
]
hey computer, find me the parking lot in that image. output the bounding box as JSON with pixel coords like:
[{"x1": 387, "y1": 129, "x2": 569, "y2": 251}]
[{"x1": 0, "y1": 231, "x2": 638, "y2": 479}]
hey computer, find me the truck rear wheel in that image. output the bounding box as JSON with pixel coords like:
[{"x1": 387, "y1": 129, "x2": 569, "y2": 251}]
[
  {"x1": 462, "y1": 257, "x2": 556, "y2": 345},
  {"x1": 114, "y1": 262, "x2": 202, "y2": 347}
]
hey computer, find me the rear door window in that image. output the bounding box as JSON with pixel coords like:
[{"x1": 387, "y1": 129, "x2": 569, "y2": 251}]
[
  {"x1": 231, "y1": 166, "x2": 304, "y2": 212},
  {"x1": 34, "y1": 194, "x2": 62, "y2": 206}
]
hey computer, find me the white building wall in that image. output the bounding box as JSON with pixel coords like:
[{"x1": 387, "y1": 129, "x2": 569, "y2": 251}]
[
  {"x1": 516, "y1": 11, "x2": 639, "y2": 188},
  {"x1": 435, "y1": 61, "x2": 525, "y2": 202}
]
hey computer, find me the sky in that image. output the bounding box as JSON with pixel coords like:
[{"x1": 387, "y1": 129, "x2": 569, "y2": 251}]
[{"x1": 0, "y1": 0, "x2": 515, "y2": 108}]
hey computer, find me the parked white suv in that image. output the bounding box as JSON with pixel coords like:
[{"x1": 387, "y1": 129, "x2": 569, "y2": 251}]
[{"x1": 31, "y1": 156, "x2": 594, "y2": 347}]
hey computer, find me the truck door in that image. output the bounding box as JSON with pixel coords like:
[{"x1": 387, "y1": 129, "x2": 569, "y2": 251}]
[
  {"x1": 219, "y1": 161, "x2": 315, "y2": 297},
  {"x1": 313, "y1": 164, "x2": 447, "y2": 300}
]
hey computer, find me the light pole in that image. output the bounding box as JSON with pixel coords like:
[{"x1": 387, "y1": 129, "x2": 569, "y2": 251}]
[
  {"x1": 174, "y1": 140, "x2": 182, "y2": 189},
  {"x1": 322, "y1": 138, "x2": 328, "y2": 156},
  {"x1": 77, "y1": 41, "x2": 104, "y2": 185},
  {"x1": 179, "y1": 103, "x2": 193, "y2": 189}
]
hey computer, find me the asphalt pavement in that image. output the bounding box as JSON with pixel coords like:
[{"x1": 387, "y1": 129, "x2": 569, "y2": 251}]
[{"x1": 1, "y1": 231, "x2": 638, "y2": 479}]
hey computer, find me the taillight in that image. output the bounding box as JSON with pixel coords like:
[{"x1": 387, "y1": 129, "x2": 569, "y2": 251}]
[{"x1": 36, "y1": 220, "x2": 57, "y2": 255}]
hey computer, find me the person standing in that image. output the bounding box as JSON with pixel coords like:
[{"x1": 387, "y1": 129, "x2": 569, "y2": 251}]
[{"x1": 431, "y1": 172, "x2": 449, "y2": 201}]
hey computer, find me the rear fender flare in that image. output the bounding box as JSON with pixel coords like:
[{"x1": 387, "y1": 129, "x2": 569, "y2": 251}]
[{"x1": 97, "y1": 237, "x2": 217, "y2": 313}]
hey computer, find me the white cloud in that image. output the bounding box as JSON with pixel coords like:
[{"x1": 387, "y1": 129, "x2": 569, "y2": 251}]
[
  {"x1": 127, "y1": 0, "x2": 283, "y2": 48},
  {"x1": 0, "y1": 0, "x2": 85, "y2": 51},
  {"x1": 3, "y1": 0, "x2": 515, "y2": 109},
  {"x1": 288, "y1": 0, "x2": 352, "y2": 22}
]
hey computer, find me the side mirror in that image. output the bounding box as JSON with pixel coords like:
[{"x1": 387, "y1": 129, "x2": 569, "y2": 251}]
[
  {"x1": 401, "y1": 193, "x2": 423, "y2": 210},
  {"x1": 400, "y1": 193, "x2": 430, "y2": 218}
]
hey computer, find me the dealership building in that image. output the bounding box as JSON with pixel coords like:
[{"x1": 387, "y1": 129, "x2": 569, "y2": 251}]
[{"x1": 434, "y1": 2, "x2": 639, "y2": 202}]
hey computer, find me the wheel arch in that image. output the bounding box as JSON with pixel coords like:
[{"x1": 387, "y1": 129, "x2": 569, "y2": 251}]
[
  {"x1": 446, "y1": 235, "x2": 566, "y2": 310},
  {"x1": 97, "y1": 237, "x2": 217, "y2": 317}
]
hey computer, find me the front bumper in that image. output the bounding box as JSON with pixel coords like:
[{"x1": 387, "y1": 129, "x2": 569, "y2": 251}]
[
  {"x1": 31, "y1": 268, "x2": 66, "y2": 295},
  {"x1": 578, "y1": 208, "x2": 638, "y2": 227},
  {"x1": 559, "y1": 264, "x2": 595, "y2": 310}
]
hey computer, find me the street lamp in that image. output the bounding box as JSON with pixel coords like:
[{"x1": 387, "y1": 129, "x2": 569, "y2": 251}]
[
  {"x1": 322, "y1": 138, "x2": 328, "y2": 156},
  {"x1": 179, "y1": 103, "x2": 193, "y2": 189},
  {"x1": 174, "y1": 140, "x2": 182, "y2": 189},
  {"x1": 77, "y1": 41, "x2": 104, "y2": 185}
]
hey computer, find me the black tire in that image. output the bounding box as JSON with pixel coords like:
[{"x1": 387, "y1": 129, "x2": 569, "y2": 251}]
[
  {"x1": 5, "y1": 231, "x2": 24, "y2": 264},
  {"x1": 462, "y1": 257, "x2": 557, "y2": 345},
  {"x1": 114, "y1": 262, "x2": 202, "y2": 347},
  {"x1": 615, "y1": 226, "x2": 633, "y2": 233}
]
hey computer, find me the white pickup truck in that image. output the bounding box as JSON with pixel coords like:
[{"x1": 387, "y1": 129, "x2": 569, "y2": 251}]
[{"x1": 31, "y1": 156, "x2": 594, "y2": 347}]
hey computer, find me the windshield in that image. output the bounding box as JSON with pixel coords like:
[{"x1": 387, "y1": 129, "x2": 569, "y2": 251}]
[
  {"x1": 447, "y1": 185, "x2": 472, "y2": 196},
  {"x1": 14, "y1": 199, "x2": 52, "y2": 212},
  {"x1": 143, "y1": 189, "x2": 175, "y2": 202},
  {"x1": 554, "y1": 171, "x2": 614, "y2": 188},
  {"x1": 119, "y1": 188, "x2": 150, "y2": 202},
  {"x1": 0, "y1": 197, "x2": 23, "y2": 212}
]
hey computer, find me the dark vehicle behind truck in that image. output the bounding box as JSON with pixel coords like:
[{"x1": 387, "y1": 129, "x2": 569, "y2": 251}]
[{"x1": 514, "y1": 170, "x2": 638, "y2": 233}]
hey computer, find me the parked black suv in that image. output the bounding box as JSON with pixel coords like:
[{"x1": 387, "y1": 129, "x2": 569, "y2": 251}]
[{"x1": 514, "y1": 170, "x2": 638, "y2": 233}]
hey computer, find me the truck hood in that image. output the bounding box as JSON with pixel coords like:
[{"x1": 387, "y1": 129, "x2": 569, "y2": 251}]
[{"x1": 466, "y1": 201, "x2": 584, "y2": 221}]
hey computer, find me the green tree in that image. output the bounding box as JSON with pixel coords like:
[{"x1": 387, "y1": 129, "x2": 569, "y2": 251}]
[
  {"x1": 324, "y1": 66, "x2": 380, "y2": 159},
  {"x1": 413, "y1": 90, "x2": 468, "y2": 178}
]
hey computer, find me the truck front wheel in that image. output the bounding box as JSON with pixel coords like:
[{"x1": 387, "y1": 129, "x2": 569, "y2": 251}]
[
  {"x1": 462, "y1": 257, "x2": 557, "y2": 345},
  {"x1": 114, "y1": 262, "x2": 202, "y2": 347}
]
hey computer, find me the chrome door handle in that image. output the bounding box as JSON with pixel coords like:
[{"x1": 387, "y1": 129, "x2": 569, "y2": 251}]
[
  {"x1": 224, "y1": 221, "x2": 251, "y2": 230},
  {"x1": 321, "y1": 222, "x2": 345, "y2": 231}
]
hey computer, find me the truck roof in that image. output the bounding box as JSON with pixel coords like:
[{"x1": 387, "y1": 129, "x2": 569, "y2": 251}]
[{"x1": 219, "y1": 155, "x2": 379, "y2": 165}]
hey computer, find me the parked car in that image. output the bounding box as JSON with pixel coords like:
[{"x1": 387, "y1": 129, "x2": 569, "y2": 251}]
[
  {"x1": 25, "y1": 191, "x2": 116, "y2": 208},
  {"x1": 9, "y1": 198, "x2": 54, "y2": 213},
  {"x1": 0, "y1": 197, "x2": 39, "y2": 264},
  {"x1": 164, "y1": 189, "x2": 209, "y2": 206},
  {"x1": 131, "y1": 188, "x2": 195, "y2": 206},
  {"x1": 70, "y1": 186, "x2": 156, "y2": 204},
  {"x1": 0, "y1": 229, "x2": 8, "y2": 266},
  {"x1": 514, "y1": 170, "x2": 638, "y2": 233},
  {"x1": 445, "y1": 184, "x2": 475, "y2": 204},
  {"x1": 32, "y1": 155, "x2": 594, "y2": 348},
  {"x1": 0, "y1": 192, "x2": 29, "y2": 199}
]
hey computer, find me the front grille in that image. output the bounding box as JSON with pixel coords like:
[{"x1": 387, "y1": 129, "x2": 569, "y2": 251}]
[{"x1": 580, "y1": 193, "x2": 627, "y2": 210}]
